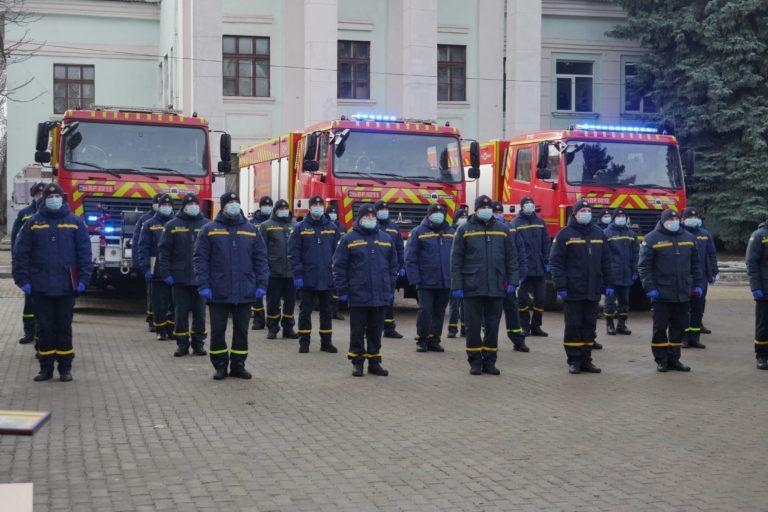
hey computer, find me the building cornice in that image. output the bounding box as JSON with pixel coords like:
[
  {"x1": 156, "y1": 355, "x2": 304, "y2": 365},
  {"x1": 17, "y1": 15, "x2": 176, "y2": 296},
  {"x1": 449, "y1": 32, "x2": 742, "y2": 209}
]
[
  {"x1": 6, "y1": 40, "x2": 159, "y2": 61},
  {"x1": 542, "y1": 0, "x2": 626, "y2": 19},
  {"x1": 338, "y1": 19, "x2": 374, "y2": 32},
  {"x1": 23, "y1": 0, "x2": 160, "y2": 21},
  {"x1": 223, "y1": 14, "x2": 274, "y2": 25}
]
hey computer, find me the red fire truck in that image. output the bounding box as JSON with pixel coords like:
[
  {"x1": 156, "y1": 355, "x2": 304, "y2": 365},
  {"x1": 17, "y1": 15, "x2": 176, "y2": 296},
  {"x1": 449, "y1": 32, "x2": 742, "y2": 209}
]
[
  {"x1": 33, "y1": 106, "x2": 231, "y2": 286},
  {"x1": 466, "y1": 123, "x2": 694, "y2": 306},
  {"x1": 238, "y1": 114, "x2": 478, "y2": 232}
]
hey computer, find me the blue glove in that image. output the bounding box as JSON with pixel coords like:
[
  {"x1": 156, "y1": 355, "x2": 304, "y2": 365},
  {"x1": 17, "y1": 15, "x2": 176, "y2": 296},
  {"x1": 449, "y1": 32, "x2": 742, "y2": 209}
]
[
  {"x1": 753, "y1": 289, "x2": 765, "y2": 300},
  {"x1": 339, "y1": 294, "x2": 349, "y2": 302},
  {"x1": 708, "y1": 275, "x2": 717, "y2": 285},
  {"x1": 506, "y1": 284, "x2": 516, "y2": 295},
  {"x1": 452, "y1": 289, "x2": 464, "y2": 299},
  {"x1": 605, "y1": 288, "x2": 615, "y2": 297},
  {"x1": 255, "y1": 287, "x2": 267, "y2": 299},
  {"x1": 692, "y1": 286, "x2": 703, "y2": 297},
  {"x1": 199, "y1": 288, "x2": 212, "y2": 300},
  {"x1": 164, "y1": 276, "x2": 174, "y2": 286},
  {"x1": 144, "y1": 271, "x2": 152, "y2": 281},
  {"x1": 631, "y1": 273, "x2": 638, "y2": 282},
  {"x1": 294, "y1": 278, "x2": 304, "y2": 289},
  {"x1": 20, "y1": 283, "x2": 31, "y2": 295},
  {"x1": 647, "y1": 289, "x2": 660, "y2": 299},
  {"x1": 545, "y1": 264, "x2": 551, "y2": 273},
  {"x1": 76, "y1": 282, "x2": 86, "y2": 293},
  {"x1": 390, "y1": 292, "x2": 395, "y2": 301},
  {"x1": 398, "y1": 268, "x2": 406, "y2": 278},
  {"x1": 557, "y1": 289, "x2": 568, "y2": 299}
]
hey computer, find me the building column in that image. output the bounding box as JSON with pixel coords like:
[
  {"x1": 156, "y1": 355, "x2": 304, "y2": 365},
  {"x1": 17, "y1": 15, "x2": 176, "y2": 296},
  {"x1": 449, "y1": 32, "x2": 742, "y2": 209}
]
[
  {"x1": 505, "y1": 0, "x2": 542, "y2": 137},
  {"x1": 304, "y1": 0, "x2": 338, "y2": 126},
  {"x1": 477, "y1": 0, "x2": 505, "y2": 141}
]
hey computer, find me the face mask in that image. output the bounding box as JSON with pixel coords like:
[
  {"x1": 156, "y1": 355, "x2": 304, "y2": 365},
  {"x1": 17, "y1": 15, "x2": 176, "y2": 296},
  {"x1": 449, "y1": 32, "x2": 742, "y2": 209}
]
[
  {"x1": 664, "y1": 219, "x2": 680, "y2": 232},
  {"x1": 184, "y1": 204, "x2": 200, "y2": 216},
  {"x1": 376, "y1": 210, "x2": 389, "y2": 221},
  {"x1": 429, "y1": 213, "x2": 445, "y2": 225},
  {"x1": 477, "y1": 208, "x2": 493, "y2": 221},
  {"x1": 684, "y1": 218, "x2": 701, "y2": 228},
  {"x1": 614, "y1": 216, "x2": 627, "y2": 227},
  {"x1": 152, "y1": 204, "x2": 159, "y2": 212},
  {"x1": 456, "y1": 217, "x2": 467, "y2": 227},
  {"x1": 159, "y1": 205, "x2": 173, "y2": 216},
  {"x1": 46, "y1": 196, "x2": 63, "y2": 211},
  {"x1": 522, "y1": 203, "x2": 535, "y2": 215},
  {"x1": 310, "y1": 205, "x2": 324, "y2": 218},
  {"x1": 361, "y1": 217, "x2": 377, "y2": 230},
  {"x1": 601, "y1": 215, "x2": 612, "y2": 224},
  {"x1": 328, "y1": 213, "x2": 338, "y2": 222},
  {"x1": 276, "y1": 209, "x2": 289, "y2": 218},
  {"x1": 225, "y1": 202, "x2": 241, "y2": 217},
  {"x1": 576, "y1": 211, "x2": 592, "y2": 225},
  {"x1": 260, "y1": 206, "x2": 273, "y2": 216}
]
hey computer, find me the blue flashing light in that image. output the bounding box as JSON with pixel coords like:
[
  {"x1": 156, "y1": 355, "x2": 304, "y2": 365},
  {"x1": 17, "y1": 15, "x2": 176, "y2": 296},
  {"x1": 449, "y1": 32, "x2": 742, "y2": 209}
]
[
  {"x1": 87, "y1": 215, "x2": 98, "y2": 222},
  {"x1": 103, "y1": 226, "x2": 115, "y2": 234},
  {"x1": 351, "y1": 113, "x2": 399, "y2": 122},
  {"x1": 575, "y1": 123, "x2": 658, "y2": 134}
]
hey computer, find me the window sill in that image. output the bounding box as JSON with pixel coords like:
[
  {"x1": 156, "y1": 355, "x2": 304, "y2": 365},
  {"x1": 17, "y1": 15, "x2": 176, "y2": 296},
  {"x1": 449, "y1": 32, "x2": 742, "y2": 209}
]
[
  {"x1": 621, "y1": 112, "x2": 659, "y2": 119},
  {"x1": 438, "y1": 101, "x2": 470, "y2": 109},
  {"x1": 337, "y1": 98, "x2": 376, "y2": 106},
  {"x1": 551, "y1": 111, "x2": 600, "y2": 119},
  {"x1": 223, "y1": 96, "x2": 276, "y2": 105}
]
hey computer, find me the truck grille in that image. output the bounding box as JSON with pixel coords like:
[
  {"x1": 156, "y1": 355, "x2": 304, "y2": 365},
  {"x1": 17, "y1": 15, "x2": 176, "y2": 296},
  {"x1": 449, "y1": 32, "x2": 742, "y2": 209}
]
[
  {"x1": 625, "y1": 209, "x2": 662, "y2": 236},
  {"x1": 350, "y1": 201, "x2": 429, "y2": 232}
]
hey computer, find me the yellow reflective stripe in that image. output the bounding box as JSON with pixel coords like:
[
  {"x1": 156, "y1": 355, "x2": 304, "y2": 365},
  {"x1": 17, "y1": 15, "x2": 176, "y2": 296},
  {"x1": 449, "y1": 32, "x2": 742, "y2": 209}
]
[
  {"x1": 418, "y1": 233, "x2": 439, "y2": 239},
  {"x1": 532, "y1": 307, "x2": 544, "y2": 312},
  {"x1": 281, "y1": 313, "x2": 294, "y2": 318},
  {"x1": 149, "y1": 225, "x2": 164, "y2": 231},
  {"x1": 507, "y1": 328, "x2": 523, "y2": 333},
  {"x1": 754, "y1": 340, "x2": 768, "y2": 345},
  {"x1": 21, "y1": 214, "x2": 31, "y2": 220},
  {"x1": 686, "y1": 327, "x2": 701, "y2": 332},
  {"x1": 565, "y1": 239, "x2": 586, "y2": 245},
  {"x1": 190, "y1": 330, "x2": 208, "y2": 335},
  {"x1": 297, "y1": 329, "x2": 311, "y2": 334},
  {"x1": 465, "y1": 347, "x2": 483, "y2": 352},
  {"x1": 678, "y1": 241, "x2": 695, "y2": 247},
  {"x1": 236, "y1": 230, "x2": 257, "y2": 237},
  {"x1": 608, "y1": 236, "x2": 634, "y2": 242},
  {"x1": 173, "y1": 331, "x2": 191, "y2": 336},
  {"x1": 319, "y1": 329, "x2": 332, "y2": 334},
  {"x1": 518, "y1": 306, "x2": 529, "y2": 312},
  {"x1": 31, "y1": 224, "x2": 50, "y2": 230},
  {"x1": 374, "y1": 241, "x2": 391, "y2": 247},
  {"x1": 22, "y1": 314, "x2": 34, "y2": 318},
  {"x1": 651, "y1": 342, "x2": 671, "y2": 347},
  {"x1": 57, "y1": 224, "x2": 79, "y2": 229},
  {"x1": 209, "y1": 348, "x2": 228, "y2": 355},
  {"x1": 347, "y1": 352, "x2": 360, "y2": 357},
  {"x1": 516, "y1": 224, "x2": 545, "y2": 230},
  {"x1": 563, "y1": 342, "x2": 588, "y2": 347},
  {"x1": 652, "y1": 242, "x2": 673, "y2": 249},
  {"x1": 300, "y1": 230, "x2": 314, "y2": 235},
  {"x1": 230, "y1": 349, "x2": 248, "y2": 355},
  {"x1": 266, "y1": 314, "x2": 281, "y2": 319},
  {"x1": 364, "y1": 353, "x2": 381, "y2": 358},
  {"x1": 251, "y1": 306, "x2": 265, "y2": 312},
  {"x1": 171, "y1": 227, "x2": 189, "y2": 233},
  {"x1": 697, "y1": 236, "x2": 709, "y2": 240},
  {"x1": 320, "y1": 230, "x2": 337, "y2": 235},
  {"x1": 38, "y1": 349, "x2": 57, "y2": 356},
  {"x1": 463, "y1": 230, "x2": 507, "y2": 238},
  {"x1": 669, "y1": 343, "x2": 683, "y2": 347},
  {"x1": 590, "y1": 239, "x2": 603, "y2": 244},
  {"x1": 348, "y1": 241, "x2": 368, "y2": 248},
  {"x1": 481, "y1": 346, "x2": 498, "y2": 352},
  {"x1": 208, "y1": 230, "x2": 228, "y2": 236}
]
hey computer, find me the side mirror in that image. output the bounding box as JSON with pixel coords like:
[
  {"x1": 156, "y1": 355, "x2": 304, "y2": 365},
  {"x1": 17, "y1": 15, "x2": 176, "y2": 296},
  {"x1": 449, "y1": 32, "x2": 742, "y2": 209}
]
[
  {"x1": 219, "y1": 133, "x2": 232, "y2": 161},
  {"x1": 217, "y1": 161, "x2": 230, "y2": 174},
  {"x1": 303, "y1": 160, "x2": 319, "y2": 173},
  {"x1": 303, "y1": 132, "x2": 319, "y2": 172},
  {"x1": 467, "y1": 141, "x2": 480, "y2": 179},
  {"x1": 35, "y1": 151, "x2": 51, "y2": 164},
  {"x1": 536, "y1": 141, "x2": 549, "y2": 170},
  {"x1": 35, "y1": 122, "x2": 50, "y2": 151},
  {"x1": 683, "y1": 148, "x2": 695, "y2": 178}
]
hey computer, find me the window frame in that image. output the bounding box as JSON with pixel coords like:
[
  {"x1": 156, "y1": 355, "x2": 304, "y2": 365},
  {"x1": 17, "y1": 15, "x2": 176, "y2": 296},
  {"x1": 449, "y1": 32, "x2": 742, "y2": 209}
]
[
  {"x1": 437, "y1": 44, "x2": 467, "y2": 102},
  {"x1": 555, "y1": 60, "x2": 594, "y2": 113},
  {"x1": 622, "y1": 61, "x2": 658, "y2": 114},
  {"x1": 514, "y1": 147, "x2": 533, "y2": 183},
  {"x1": 337, "y1": 40, "x2": 371, "y2": 100},
  {"x1": 53, "y1": 64, "x2": 95, "y2": 114},
  {"x1": 222, "y1": 35, "x2": 271, "y2": 98}
]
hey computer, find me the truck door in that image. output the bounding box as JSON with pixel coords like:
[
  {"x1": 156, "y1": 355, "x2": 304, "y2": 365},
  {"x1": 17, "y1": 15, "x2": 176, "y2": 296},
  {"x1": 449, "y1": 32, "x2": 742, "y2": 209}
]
[{"x1": 532, "y1": 143, "x2": 560, "y2": 227}]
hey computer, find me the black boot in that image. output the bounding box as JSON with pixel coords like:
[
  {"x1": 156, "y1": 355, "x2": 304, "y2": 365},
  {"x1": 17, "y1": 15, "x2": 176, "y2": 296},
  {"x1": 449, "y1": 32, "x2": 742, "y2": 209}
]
[
  {"x1": 701, "y1": 325, "x2": 711, "y2": 334},
  {"x1": 669, "y1": 360, "x2": 691, "y2": 372},
  {"x1": 592, "y1": 341, "x2": 603, "y2": 350},
  {"x1": 568, "y1": 363, "x2": 581, "y2": 374},
  {"x1": 428, "y1": 338, "x2": 445, "y2": 352},
  {"x1": 191, "y1": 344, "x2": 207, "y2": 356},
  {"x1": 606, "y1": 317, "x2": 617, "y2": 336},
  {"x1": 229, "y1": 361, "x2": 252, "y2": 379},
  {"x1": 320, "y1": 343, "x2": 338, "y2": 353},
  {"x1": 156, "y1": 328, "x2": 168, "y2": 341},
  {"x1": 383, "y1": 329, "x2": 403, "y2": 339},
  {"x1": 469, "y1": 359, "x2": 483, "y2": 375},
  {"x1": 174, "y1": 338, "x2": 190, "y2": 357},
  {"x1": 282, "y1": 328, "x2": 299, "y2": 339},
  {"x1": 266, "y1": 330, "x2": 278, "y2": 340},
  {"x1": 332, "y1": 312, "x2": 345, "y2": 320},
  {"x1": 482, "y1": 359, "x2": 501, "y2": 375},
  {"x1": 299, "y1": 340, "x2": 310, "y2": 353},
  {"x1": 213, "y1": 365, "x2": 228, "y2": 380},
  {"x1": 416, "y1": 340, "x2": 429, "y2": 352},
  {"x1": 688, "y1": 339, "x2": 706, "y2": 349},
  {"x1": 512, "y1": 340, "x2": 530, "y2": 352},
  {"x1": 58, "y1": 366, "x2": 73, "y2": 382},
  {"x1": 368, "y1": 362, "x2": 389, "y2": 376},
  {"x1": 460, "y1": 327, "x2": 466, "y2": 337},
  {"x1": 529, "y1": 326, "x2": 548, "y2": 337},
  {"x1": 757, "y1": 357, "x2": 768, "y2": 370},
  {"x1": 148, "y1": 323, "x2": 156, "y2": 333},
  {"x1": 581, "y1": 361, "x2": 602, "y2": 374},
  {"x1": 34, "y1": 365, "x2": 54, "y2": 382},
  {"x1": 656, "y1": 362, "x2": 669, "y2": 372},
  {"x1": 616, "y1": 317, "x2": 632, "y2": 335},
  {"x1": 352, "y1": 361, "x2": 364, "y2": 377},
  {"x1": 446, "y1": 330, "x2": 457, "y2": 339}
]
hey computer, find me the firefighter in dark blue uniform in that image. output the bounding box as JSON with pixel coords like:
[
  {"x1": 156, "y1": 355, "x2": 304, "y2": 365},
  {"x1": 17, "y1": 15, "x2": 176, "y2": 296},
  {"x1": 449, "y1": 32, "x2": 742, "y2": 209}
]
[
  {"x1": 133, "y1": 193, "x2": 162, "y2": 332},
  {"x1": 681, "y1": 207, "x2": 718, "y2": 349},
  {"x1": 746, "y1": 219, "x2": 768, "y2": 370},
  {"x1": 288, "y1": 195, "x2": 340, "y2": 353},
  {"x1": 511, "y1": 196, "x2": 551, "y2": 337},
  {"x1": 260, "y1": 199, "x2": 300, "y2": 340},
  {"x1": 494, "y1": 201, "x2": 530, "y2": 352},
  {"x1": 447, "y1": 206, "x2": 468, "y2": 338},
  {"x1": 326, "y1": 203, "x2": 346, "y2": 321},
  {"x1": 249, "y1": 195, "x2": 273, "y2": 330},
  {"x1": 193, "y1": 192, "x2": 268, "y2": 380},
  {"x1": 451, "y1": 195, "x2": 519, "y2": 375},
  {"x1": 374, "y1": 201, "x2": 405, "y2": 338},
  {"x1": 405, "y1": 203, "x2": 454, "y2": 353},
  {"x1": 603, "y1": 207, "x2": 639, "y2": 336},
  {"x1": 138, "y1": 194, "x2": 175, "y2": 340},
  {"x1": 550, "y1": 198, "x2": 613, "y2": 374},
  {"x1": 598, "y1": 208, "x2": 613, "y2": 230},
  {"x1": 13, "y1": 183, "x2": 93, "y2": 382},
  {"x1": 333, "y1": 203, "x2": 399, "y2": 376},
  {"x1": 11, "y1": 182, "x2": 45, "y2": 346},
  {"x1": 638, "y1": 209, "x2": 703, "y2": 373},
  {"x1": 156, "y1": 193, "x2": 210, "y2": 357}
]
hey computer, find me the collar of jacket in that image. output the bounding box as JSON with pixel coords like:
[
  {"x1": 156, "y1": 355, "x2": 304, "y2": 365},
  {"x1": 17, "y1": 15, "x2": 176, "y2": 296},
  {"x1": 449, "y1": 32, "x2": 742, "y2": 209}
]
[
  {"x1": 154, "y1": 212, "x2": 172, "y2": 222},
  {"x1": 420, "y1": 217, "x2": 450, "y2": 232},
  {"x1": 655, "y1": 222, "x2": 684, "y2": 237},
  {"x1": 307, "y1": 215, "x2": 328, "y2": 227},
  {"x1": 609, "y1": 222, "x2": 628, "y2": 232},
  {"x1": 353, "y1": 222, "x2": 378, "y2": 236},
  {"x1": 216, "y1": 211, "x2": 246, "y2": 226},
  {"x1": 567, "y1": 215, "x2": 593, "y2": 233},
  {"x1": 270, "y1": 212, "x2": 293, "y2": 223},
  {"x1": 178, "y1": 211, "x2": 203, "y2": 222},
  {"x1": 40, "y1": 204, "x2": 71, "y2": 219}
]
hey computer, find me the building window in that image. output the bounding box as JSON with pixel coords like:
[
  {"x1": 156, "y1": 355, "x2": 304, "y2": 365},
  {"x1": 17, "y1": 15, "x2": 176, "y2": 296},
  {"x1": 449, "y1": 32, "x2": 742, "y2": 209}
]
[
  {"x1": 223, "y1": 35, "x2": 270, "y2": 97},
  {"x1": 624, "y1": 63, "x2": 658, "y2": 114},
  {"x1": 53, "y1": 64, "x2": 95, "y2": 114},
  {"x1": 338, "y1": 40, "x2": 370, "y2": 99},
  {"x1": 437, "y1": 44, "x2": 466, "y2": 101},
  {"x1": 555, "y1": 60, "x2": 593, "y2": 112},
  {"x1": 515, "y1": 148, "x2": 532, "y2": 182}
]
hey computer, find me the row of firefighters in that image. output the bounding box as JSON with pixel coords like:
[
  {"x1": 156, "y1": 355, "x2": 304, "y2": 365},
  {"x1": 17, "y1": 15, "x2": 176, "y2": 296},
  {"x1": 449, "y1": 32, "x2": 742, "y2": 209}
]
[{"x1": 9, "y1": 182, "x2": 768, "y2": 382}]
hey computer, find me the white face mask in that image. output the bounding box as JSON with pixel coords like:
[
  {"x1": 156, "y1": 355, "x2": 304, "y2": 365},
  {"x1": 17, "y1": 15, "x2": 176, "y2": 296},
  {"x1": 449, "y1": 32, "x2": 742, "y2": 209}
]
[
  {"x1": 310, "y1": 205, "x2": 324, "y2": 218},
  {"x1": 601, "y1": 215, "x2": 612, "y2": 224},
  {"x1": 260, "y1": 206, "x2": 273, "y2": 216},
  {"x1": 360, "y1": 217, "x2": 377, "y2": 230},
  {"x1": 328, "y1": 212, "x2": 338, "y2": 222},
  {"x1": 576, "y1": 211, "x2": 592, "y2": 225},
  {"x1": 224, "y1": 202, "x2": 241, "y2": 217},
  {"x1": 684, "y1": 217, "x2": 701, "y2": 228},
  {"x1": 377, "y1": 210, "x2": 389, "y2": 221},
  {"x1": 664, "y1": 219, "x2": 680, "y2": 232},
  {"x1": 159, "y1": 205, "x2": 173, "y2": 217},
  {"x1": 276, "y1": 209, "x2": 289, "y2": 218},
  {"x1": 522, "y1": 203, "x2": 535, "y2": 215},
  {"x1": 614, "y1": 216, "x2": 627, "y2": 227},
  {"x1": 184, "y1": 204, "x2": 200, "y2": 216}
]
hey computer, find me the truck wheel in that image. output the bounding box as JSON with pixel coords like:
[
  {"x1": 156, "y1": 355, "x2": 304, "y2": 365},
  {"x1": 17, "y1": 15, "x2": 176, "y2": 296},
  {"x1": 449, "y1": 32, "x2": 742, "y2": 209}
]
[{"x1": 629, "y1": 281, "x2": 651, "y2": 311}]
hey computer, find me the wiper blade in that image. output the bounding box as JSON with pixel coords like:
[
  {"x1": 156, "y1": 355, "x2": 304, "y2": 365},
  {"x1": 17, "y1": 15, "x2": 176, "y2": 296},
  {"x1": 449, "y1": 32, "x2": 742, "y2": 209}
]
[
  {"x1": 68, "y1": 160, "x2": 123, "y2": 179},
  {"x1": 349, "y1": 173, "x2": 386, "y2": 185},
  {"x1": 367, "y1": 172, "x2": 421, "y2": 186},
  {"x1": 141, "y1": 166, "x2": 195, "y2": 182}
]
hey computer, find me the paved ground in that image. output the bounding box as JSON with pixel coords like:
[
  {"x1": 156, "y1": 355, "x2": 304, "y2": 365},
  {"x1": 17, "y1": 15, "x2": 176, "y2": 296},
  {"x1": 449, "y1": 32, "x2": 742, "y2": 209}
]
[{"x1": 0, "y1": 279, "x2": 766, "y2": 512}]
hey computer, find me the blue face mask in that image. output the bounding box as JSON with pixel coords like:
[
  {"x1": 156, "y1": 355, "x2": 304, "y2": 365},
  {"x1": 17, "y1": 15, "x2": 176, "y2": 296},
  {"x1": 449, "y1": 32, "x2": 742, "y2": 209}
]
[
  {"x1": 152, "y1": 204, "x2": 159, "y2": 212},
  {"x1": 184, "y1": 204, "x2": 200, "y2": 216},
  {"x1": 276, "y1": 209, "x2": 289, "y2": 218},
  {"x1": 522, "y1": 202, "x2": 535, "y2": 215},
  {"x1": 225, "y1": 202, "x2": 241, "y2": 217},
  {"x1": 361, "y1": 217, "x2": 377, "y2": 230},
  {"x1": 601, "y1": 215, "x2": 612, "y2": 224},
  {"x1": 328, "y1": 213, "x2": 338, "y2": 222},
  {"x1": 377, "y1": 210, "x2": 389, "y2": 221},
  {"x1": 477, "y1": 208, "x2": 493, "y2": 221},
  {"x1": 261, "y1": 206, "x2": 273, "y2": 216},
  {"x1": 159, "y1": 205, "x2": 173, "y2": 217},
  {"x1": 614, "y1": 216, "x2": 627, "y2": 227},
  {"x1": 46, "y1": 196, "x2": 63, "y2": 211},
  {"x1": 576, "y1": 211, "x2": 592, "y2": 225},
  {"x1": 429, "y1": 213, "x2": 445, "y2": 225},
  {"x1": 684, "y1": 217, "x2": 701, "y2": 228},
  {"x1": 664, "y1": 219, "x2": 680, "y2": 232},
  {"x1": 310, "y1": 205, "x2": 324, "y2": 218}
]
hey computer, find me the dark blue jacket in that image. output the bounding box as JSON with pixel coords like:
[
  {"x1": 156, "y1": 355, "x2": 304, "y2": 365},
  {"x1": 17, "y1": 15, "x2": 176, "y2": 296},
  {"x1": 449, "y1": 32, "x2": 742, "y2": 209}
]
[
  {"x1": 510, "y1": 213, "x2": 551, "y2": 277},
  {"x1": 13, "y1": 204, "x2": 93, "y2": 296},
  {"x1": 137, "y1": 211, "x2": 174, "y2": 281},
  {"x1": 333, "y1": 222, "x2": 399, "y2": 307},
  {"x1": 603, "y1": 223, "x2": 639, "y2": 287},
  {"x1": 250, "y1": 210, "x2": 271, "y2": 226},
  {"x1": 132, "y1": 209, "x2": 155, "y2": 266},
  {"x1": 550, "y1": 217, "x2": 612, "y2": 302},
  {"x1": 405, "y1": 218, "x2": 455, "y2": 289},
  {"x1": 259, "y1": 213, "x2": 297, "y2": 278},
  {"x1": 638, "y1": 223, "x2": 703, "y2": 303},
  {"x1": 288, "y1": 215, "x2": 340, "y2": 291},
  {"x1": 685, "y1": 225, "x2": 718, "y2": 284},
  {"x1": 506, "y1": 221, "x2": 529, "y2": 282},
  {"x1": 193, "y1": 212, "x2": 269, "y2": 304},
  {"x1": 156, "y1": 211, "x2": 210, "y2": 286},
  {"x1": 746, "y1": 221, "x2": 768, "y2": 299},
  {"x1": 377, "y1": 218, "x2": 405, "y2": 268},
  {"x1": 11, "y1": 200, "x2": 38, "y2": 252}
]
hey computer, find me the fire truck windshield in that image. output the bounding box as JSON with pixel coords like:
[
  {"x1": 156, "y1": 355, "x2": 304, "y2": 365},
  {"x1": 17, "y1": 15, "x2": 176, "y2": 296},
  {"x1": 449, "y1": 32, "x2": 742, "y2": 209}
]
[
  {"x1": 63, "y1": 121, "x2": 209, "y2": 177},
  {"x1": 333, "y1": 131, "x2": 462, "y2": 183},
  {"x1": 564, "y1": 141, "x2": 683, "y2": 189}
]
